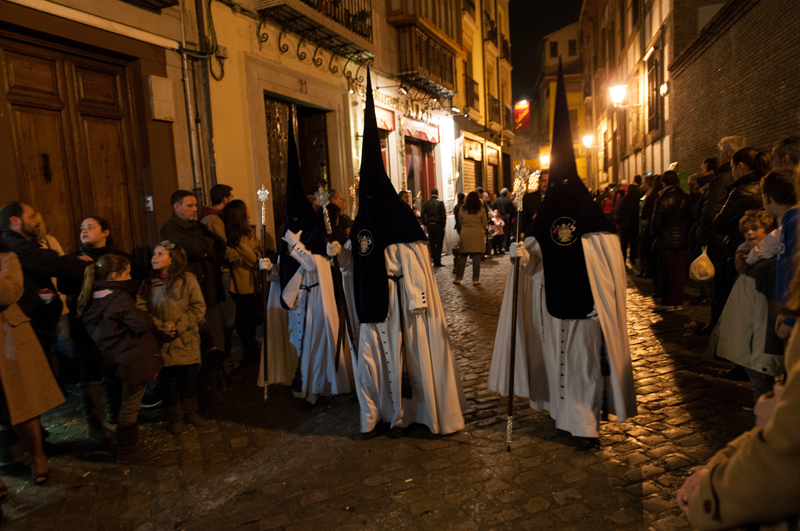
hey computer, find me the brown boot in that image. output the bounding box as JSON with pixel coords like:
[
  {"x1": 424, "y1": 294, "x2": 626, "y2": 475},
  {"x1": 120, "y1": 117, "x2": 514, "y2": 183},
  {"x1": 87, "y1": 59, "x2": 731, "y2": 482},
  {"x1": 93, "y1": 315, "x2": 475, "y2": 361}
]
[
  {"x1": 167, "y1": 404, "x2": 186, "y2": 434},
  {"x1": 79, "y1": 381, "x2": 114, "y2": 442},
  {"x1": 116, "y1": 423, "x2": 158, "y2": 464},
  {"x1": 182, "y1": 398, "x2": 206, "y2": 427}
]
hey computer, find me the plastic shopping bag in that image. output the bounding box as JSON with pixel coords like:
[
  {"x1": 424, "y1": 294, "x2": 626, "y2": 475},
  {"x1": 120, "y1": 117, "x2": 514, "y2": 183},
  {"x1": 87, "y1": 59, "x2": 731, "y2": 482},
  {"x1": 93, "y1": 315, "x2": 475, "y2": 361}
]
[{"x1": 689, "y1": 246, "x2": 715, "y2": 282}]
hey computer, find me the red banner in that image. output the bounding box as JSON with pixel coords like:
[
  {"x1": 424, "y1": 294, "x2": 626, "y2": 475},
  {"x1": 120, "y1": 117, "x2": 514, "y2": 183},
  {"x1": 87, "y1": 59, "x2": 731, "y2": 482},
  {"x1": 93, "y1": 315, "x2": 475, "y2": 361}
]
[{"x1": 514, "y1": 100, "x2": 530, "y2": 130}]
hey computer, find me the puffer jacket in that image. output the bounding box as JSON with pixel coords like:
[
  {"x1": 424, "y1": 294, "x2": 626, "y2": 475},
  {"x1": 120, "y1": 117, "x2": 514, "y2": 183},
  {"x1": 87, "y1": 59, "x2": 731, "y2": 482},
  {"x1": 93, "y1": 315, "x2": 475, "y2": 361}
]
[
  {"x1": 651, "y1": 185, "x2": 691, "y2": 250},
  {"x1": 136, "y1": 273, "x2": 206, "y2": 366},
  {"x1": 82, "y1": 279, "x2": 163, "y2": 384},
  {"x1": 713, "y1": 171, "x2": 764, "y2": 257}
]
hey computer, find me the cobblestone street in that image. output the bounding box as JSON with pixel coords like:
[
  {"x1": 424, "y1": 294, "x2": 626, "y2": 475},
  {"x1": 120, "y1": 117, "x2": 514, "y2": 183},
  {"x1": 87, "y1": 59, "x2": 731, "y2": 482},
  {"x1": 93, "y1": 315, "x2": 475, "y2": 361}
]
[{"x1": 1, "y1": 254, "x2": 755, "y2": 531}]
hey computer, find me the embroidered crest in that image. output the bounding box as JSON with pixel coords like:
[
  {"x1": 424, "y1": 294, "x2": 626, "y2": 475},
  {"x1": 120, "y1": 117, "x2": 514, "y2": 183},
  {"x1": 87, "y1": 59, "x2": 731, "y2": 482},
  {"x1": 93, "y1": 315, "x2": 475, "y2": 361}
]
[
  {"x1": 357, "y1": 230, "x2": 374, "y2": 256},
  {"x1": 551, "y1": 217, "x2": 578, "y2": 246}
]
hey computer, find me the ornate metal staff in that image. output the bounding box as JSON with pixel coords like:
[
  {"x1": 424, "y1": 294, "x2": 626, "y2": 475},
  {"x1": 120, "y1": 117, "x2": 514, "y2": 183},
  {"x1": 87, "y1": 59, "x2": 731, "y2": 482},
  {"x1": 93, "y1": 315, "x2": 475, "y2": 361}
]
[
  {"x1": 506, "y1": 163, "x2": 535, "y2": 452},
  {"x1": 349, "y1": 176, "x2": 359, "y2": 220},
  {"x1": 257, "y1": 184, "x2": 270, "y2": 403},
  {"x1": 314, "y1": 187, "x2": 355, "y2": 371}
]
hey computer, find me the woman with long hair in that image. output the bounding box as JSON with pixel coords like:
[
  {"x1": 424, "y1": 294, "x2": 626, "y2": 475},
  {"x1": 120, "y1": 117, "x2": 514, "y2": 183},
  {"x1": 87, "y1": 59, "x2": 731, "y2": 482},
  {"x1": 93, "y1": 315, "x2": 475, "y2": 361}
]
[
  {"x1": 137, "y1": 242, "x2": 206, "y2": 433},
  {"x1": 222, "y1": 200, "x2": 263, "y2": 372},
  {"x1": 454, "y1": 191, "x2": 488, "y2": 285},
  {"x1": 0, "y1": 239, "x2": 64, "y2": 486}
]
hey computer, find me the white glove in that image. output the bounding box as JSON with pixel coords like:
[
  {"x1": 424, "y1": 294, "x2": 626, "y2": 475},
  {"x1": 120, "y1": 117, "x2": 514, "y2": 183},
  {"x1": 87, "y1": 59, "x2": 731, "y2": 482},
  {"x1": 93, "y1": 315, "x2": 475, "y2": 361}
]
[
  {"x1": 326, "y1": 241, "x2": 341, "y2": 257},
  {"x1": 258, "y1": 258, "x2": 273, "y2": 271},
  {"x1": 282, "y1": 229, "x2": 302, "y2": 249},
  {"x1": 509, "y1": 242, "x2": 529, "y2": 267}
]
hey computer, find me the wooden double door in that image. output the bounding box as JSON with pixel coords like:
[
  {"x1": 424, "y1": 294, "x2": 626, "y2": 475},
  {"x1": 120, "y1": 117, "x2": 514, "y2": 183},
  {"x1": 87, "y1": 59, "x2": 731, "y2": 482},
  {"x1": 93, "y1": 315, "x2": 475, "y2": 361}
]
[{"x1": 0, "y1": 34, "x2": 142, "y2": 256}]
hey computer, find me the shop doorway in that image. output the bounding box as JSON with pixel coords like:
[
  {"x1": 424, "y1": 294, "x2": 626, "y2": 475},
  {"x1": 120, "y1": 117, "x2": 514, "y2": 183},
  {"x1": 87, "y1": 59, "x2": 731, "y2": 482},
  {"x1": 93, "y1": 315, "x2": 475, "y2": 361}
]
[
  {"x1": 263, "y1": 96, "x2": 331, "y2": 233},
  {"x1": 0, "y1": 35, "x2": 143, "y2": 255},
  {"x1": 405, "y1": 139, "x2": 435, "y2": 203}
]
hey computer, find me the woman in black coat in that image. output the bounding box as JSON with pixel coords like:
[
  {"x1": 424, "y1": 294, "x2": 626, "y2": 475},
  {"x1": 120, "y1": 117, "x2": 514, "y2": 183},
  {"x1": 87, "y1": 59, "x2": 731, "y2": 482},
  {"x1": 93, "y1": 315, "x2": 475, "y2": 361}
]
[{"x1": 651, "y1": 171, "x2": 691, "y2": 310}]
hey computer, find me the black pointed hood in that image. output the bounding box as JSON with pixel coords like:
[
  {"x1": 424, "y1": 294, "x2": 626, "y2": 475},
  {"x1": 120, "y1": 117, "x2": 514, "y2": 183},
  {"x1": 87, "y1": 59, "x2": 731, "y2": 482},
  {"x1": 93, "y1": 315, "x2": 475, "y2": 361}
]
[
  {"x1": 279, "y1": 112, "x2": 328, "y2": 306},
  {"x1": 529, "y1": 59, "x2": 614, "y2": 320},
  {"x1": 350, "y1": 69, "x2": 426, "y2": 323}
]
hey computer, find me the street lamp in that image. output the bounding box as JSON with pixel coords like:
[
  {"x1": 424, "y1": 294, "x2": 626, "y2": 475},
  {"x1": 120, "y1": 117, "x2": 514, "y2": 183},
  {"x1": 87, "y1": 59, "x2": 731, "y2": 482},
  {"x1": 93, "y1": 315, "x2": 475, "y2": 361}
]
[
  {"x1": 583, "y1": 135, "x2": 595, "y2": 148},
  {"x1": 540, "y1": 154, "x2": 550, "y2": 168},
  {"x1": 609, "y1": 85, "x2": 641, "y2": 109}
]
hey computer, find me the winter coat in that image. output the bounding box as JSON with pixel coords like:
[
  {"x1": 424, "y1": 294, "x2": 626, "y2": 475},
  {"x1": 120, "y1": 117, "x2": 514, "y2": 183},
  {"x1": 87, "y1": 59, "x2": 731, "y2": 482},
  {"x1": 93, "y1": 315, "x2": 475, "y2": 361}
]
[
  {"x1": 421, "y1": 196, "x2": 446, "y2": 226},
  {"x1": 82, "y1": 279, "x2": 163, "y2": 384},
  {"x1": 651, "y1": 185, "x2": 691, "y2": 250},
  {"x1": 0, "y1": 229, "x2": 88, "y2": 331},
  {"x1": 458, "y1": 208, "x2": 488, "y2": 254},
  {"x1": 0, "y1": 252, "x2": 64, "y2": 425},
  {"x1": 228, "y1": 233, "x2": 262, "y2": 295},
  {"x1": 714, "y1": 171, "x2": 764, "y2": 257},
  {"x1": 160, "y1": 213, "x2": 227, "y2": 306},
  {"x1": 453, "y1": 202, "x2": 464, "y2": 233},
  {"x1": 615, "y1": 185, "x2": 641, "y2": 235},
  {"x1": 136, "y1": 273, "x2": 205, "y2": 367},
  {"x1": 697, "y1": 162, "x2": 736, "y2": 248},
  {"x1": 493, "y1": 196, "x2": 515, "y2": 221}
]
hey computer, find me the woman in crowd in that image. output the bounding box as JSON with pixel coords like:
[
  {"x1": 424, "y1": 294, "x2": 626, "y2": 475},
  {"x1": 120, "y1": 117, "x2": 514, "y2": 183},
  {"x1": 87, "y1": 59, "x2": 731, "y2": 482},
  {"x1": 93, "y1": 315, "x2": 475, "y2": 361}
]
[
  {"x1": 452, "y1": 192, "x2": 466, "y2": 274},
  {"x1": 0, "y1": 242, "x2": 64, "y2": 486},
  {"x1": 77, "y1": 254, "x2": 162, "y2": 463},
  {"x1": 651, "y1": 171, "x2": 691, "y2": 311},
  {"x1": 639, "y1": 174, "x2": 663, "y2": 284},
  {"x1": 137, "y1": 242, "x2": 206, "y2": 434},
  {"x1": 222, "y1": 200, "x2": 263, "y2": 372},
  {"x1": 36, "y1": 214, "x2": 72, "y2": 373},
  {"x1": 454, "y1": 191, "x2": 487, "y2": 286},
  {"x1": 70, "y1": 217, "x2": 136, "y2": 441}
]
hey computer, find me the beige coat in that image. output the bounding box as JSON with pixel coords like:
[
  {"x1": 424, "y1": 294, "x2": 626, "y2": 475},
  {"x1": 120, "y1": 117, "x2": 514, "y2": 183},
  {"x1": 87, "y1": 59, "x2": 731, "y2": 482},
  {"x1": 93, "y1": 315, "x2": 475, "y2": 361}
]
[
  {"x1": 688, "y1": 328, "x2": 800, "y2": 529},
  {"x1": 136, "y1": 273, "x2": 206, "y2": 367},
  {"x1": 0, "y1": 252, "x2": 64, "y2": 424},
  {"x1": 229, "y1": 233, "x2": 261, "y2": 295},
  {"x1": 458, "y1": 208, "x2": 488, "y2": 254}
]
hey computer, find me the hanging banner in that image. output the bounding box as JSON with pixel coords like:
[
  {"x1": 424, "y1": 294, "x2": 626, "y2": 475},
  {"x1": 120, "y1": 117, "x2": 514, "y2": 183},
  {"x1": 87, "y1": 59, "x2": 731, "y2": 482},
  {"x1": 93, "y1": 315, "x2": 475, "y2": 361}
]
[{"x1": 514, "y1": 100, "x2": 530, "y2": 130}]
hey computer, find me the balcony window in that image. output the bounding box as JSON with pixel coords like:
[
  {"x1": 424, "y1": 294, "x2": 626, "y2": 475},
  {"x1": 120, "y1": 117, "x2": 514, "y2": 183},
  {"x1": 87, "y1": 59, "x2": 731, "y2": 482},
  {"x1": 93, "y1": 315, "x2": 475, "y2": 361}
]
[
  {"x1": 488, "y1": 94, "x2": 501, "y2": 124},
  {"x1": 647, "y1": 53, "x2": 660, "y2": 133},
  {"x1": 464, "y1": 73, "x2": 479, "y2": 111},
  {"x1": 568, "y1": 39, "x2": 577, "y2": 56},
  {"x1": 550, "y1": 41, "x2": 558, "y2": 58}
]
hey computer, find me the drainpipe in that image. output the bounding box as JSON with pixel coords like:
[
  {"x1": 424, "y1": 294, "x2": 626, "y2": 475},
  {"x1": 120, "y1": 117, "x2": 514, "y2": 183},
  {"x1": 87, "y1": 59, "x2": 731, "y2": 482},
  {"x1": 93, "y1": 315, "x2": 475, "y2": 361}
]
[
  {"x1": 194, "y1": 0, "x2": 218, "y2": 188},
  {"x1": 179, "y1": 0, "x2": 203, "y2": 203}
]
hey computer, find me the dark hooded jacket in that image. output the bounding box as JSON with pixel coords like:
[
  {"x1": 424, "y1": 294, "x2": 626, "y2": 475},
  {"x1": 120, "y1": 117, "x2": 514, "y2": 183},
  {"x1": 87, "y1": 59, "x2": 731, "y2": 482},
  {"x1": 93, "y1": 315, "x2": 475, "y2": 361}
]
[
  {"x1": 81, "y1": 279, "x2": 163, "y2": 384},
  {"x1": 697, "y1": 162, "x2": 735, "y2": 247},
  {"x1": 651, "y1": 185, "x2": 691, "y2": 250},
  {"x1": 713, "y1": 171, "x2": 764, "y2": 257}
]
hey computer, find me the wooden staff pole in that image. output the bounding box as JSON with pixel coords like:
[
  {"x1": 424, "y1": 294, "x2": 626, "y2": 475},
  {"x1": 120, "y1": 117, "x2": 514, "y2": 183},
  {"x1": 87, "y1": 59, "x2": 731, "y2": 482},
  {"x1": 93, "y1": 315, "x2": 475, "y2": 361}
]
[{"x1": 257, "y1": 185, "x2": 270, "y2": 403}]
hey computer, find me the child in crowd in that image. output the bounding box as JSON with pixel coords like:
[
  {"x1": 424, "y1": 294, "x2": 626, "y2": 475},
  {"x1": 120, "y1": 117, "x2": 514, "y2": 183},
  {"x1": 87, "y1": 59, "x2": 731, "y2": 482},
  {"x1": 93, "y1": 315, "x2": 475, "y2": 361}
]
[
  {"x1": 77, "y1": 254, "x2": 163, "y2": 463},
  {"x1": 137, "y1": 242, "x2": 206, "y2": 434},
  {"x1": 712, "y1": 210, "x2": 782, "y2": 407},
  {"x1": 490, "y1": 210, "x2": 505, "y2": 255}
]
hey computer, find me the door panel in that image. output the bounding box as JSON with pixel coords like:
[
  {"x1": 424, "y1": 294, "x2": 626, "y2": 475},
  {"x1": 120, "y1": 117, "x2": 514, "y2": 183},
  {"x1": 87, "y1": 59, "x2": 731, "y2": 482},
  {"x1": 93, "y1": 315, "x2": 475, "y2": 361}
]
[
  {"x1": 79, "y1": 116, "x2": 134, "y2": 254},
  {"x1": 4, "y1": 50, "x2": 61, "y2": 100},
  {"x1": 10, "y1": 105, "x2": 78, "y2": 252},
  {"x1": 75, "y1": 66, "x2": 121, "y2": 110}
]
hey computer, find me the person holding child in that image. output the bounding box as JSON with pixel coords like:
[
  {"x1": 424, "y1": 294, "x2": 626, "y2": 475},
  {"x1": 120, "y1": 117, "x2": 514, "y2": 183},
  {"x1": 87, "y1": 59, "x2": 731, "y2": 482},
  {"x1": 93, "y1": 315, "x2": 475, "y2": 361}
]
[
  {"x1": 78, "y1": 254, "x2": 163, "y2": 463},
  {"x1": 136, "y1": 242, "x2": 206, "y2": 434}
]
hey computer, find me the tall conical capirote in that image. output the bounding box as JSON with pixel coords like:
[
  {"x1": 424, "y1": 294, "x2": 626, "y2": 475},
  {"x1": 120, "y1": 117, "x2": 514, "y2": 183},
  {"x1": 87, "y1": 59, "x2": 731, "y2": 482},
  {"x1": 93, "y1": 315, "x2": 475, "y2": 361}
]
[
  {"x1": 350, "y1": 69, "x2": 426, "y2": 323},
  {"x1": 528, "y1": 59, "x2": 614, "y2": 320},
  {"x1": 279, "y1": 108, "x2": 327, "y2": 308}
]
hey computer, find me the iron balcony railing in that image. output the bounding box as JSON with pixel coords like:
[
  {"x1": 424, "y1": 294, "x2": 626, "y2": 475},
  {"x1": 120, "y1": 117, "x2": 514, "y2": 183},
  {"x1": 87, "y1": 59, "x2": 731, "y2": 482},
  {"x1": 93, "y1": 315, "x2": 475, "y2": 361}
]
[
  {"x1": 488, "y1": 94, "x2": 501, "y2": 125},
  {"x1": 298, "y1": 0, "x2": 373, "y2": 41},
  {"x1": 500, "y1": 34, "x2": 511, "y2": 61},
  {"x1": 464, "y1": 74, "x2": 479, "y2": 111},
  {"x1": 484, "y1": 12, "x2": 497, "y2": 46},
  {"x1": 503, "y1": 105, "x2": 513, "y2": 131},
  {"x1": 397, "y1": 25, "x2": 456, "y2": 93}
]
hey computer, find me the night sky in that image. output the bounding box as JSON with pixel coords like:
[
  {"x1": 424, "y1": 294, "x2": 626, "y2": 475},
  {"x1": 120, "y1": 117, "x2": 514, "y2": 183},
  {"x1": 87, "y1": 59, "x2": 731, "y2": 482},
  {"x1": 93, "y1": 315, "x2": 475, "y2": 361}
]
[{"x1": 510, "y1": 0, "x2": 585, "y2": 103}]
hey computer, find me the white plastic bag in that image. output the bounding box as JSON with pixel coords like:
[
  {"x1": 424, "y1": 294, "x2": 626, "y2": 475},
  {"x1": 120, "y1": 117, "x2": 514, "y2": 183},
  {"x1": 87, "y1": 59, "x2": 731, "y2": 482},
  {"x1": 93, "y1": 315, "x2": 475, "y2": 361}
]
[{"x1": 689, "y1": 246, "x2": 715, "y2": 282}]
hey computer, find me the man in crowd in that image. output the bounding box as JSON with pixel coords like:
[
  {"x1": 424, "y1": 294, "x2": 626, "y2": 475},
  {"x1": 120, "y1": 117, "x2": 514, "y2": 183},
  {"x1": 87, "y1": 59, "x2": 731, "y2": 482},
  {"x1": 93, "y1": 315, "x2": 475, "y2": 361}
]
[
  {"x1": 421, "y1": 188, "x2": 446, "y2": 267},
  {"x1": 0, "y1": 202, "x2": 90, "y2": 365},
  {"x1": 161, "y1": 191, "x2": 227, "y2": 356},
  {"x1": 520, "y1": 169, "x2": 549, "y2": 235},
  {"x1": 198, "y1": 184, "x2": 240, "y2": 367},
  {"x1": 493, "y1": 188, "x2": 515, "y2": 251},
  {"x1": 771, "y1": 135, "x2": 800, "y2": 172},
  {"x1": 616, "y1": 182, "x2": 640, "y2": 267},
  {"x1": 697, "y1": 136, "x2": 747, "y2": 333}
]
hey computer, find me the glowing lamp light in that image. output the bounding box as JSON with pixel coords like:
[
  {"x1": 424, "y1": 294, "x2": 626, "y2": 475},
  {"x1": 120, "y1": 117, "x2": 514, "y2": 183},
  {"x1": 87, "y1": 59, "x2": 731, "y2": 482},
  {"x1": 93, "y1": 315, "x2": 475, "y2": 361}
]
[
  {"x1": 540, "y1": 155, "x2": 550, "y2": 167},
  {"x1": 660, "y1": 82, "x2": 669, "y2": 97},
  {"x1": 609, "y1": 85, "x2": 627, "y2": 105},
  {"x1": 583, "y1": 135, "x2": 595, "y2": 148}
]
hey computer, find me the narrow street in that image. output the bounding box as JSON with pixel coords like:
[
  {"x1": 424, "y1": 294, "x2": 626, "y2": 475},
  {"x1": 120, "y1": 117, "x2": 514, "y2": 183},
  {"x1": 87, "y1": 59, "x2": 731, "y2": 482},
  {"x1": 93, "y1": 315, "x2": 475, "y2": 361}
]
[{"x1": 3, "y1": 255, "x2": 754, "y2": 531}]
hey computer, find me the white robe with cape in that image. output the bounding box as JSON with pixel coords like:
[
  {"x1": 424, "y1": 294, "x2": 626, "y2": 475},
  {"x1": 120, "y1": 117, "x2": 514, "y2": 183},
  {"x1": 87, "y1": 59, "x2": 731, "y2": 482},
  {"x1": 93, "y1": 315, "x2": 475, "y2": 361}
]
[
  {"x1": 355, "y1": 242, "x2": 466, "y2": 434},
  {"x1": 257, "y1": 243, "x2": 350, "y2": 400},
  {"x1": 488, "y1": 233, "x2": 637, "y2": 437}
]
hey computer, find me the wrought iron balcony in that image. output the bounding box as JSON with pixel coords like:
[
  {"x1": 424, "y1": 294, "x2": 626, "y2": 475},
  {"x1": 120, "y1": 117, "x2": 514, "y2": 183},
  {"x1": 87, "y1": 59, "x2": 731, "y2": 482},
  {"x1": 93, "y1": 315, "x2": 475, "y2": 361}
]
[
  {"x1": 487, "y1": 94, "x2": 501, "y2": 125},
  {"x1": 503, "y1": 105, "x2": 513, "y2": 131},
  {"x1": 464, "y1": 74, "x2": 479, "y2": 111},
  {"x1": 500, "y1": 34, "x2": 511, "y2": 61},
  {"x1": 484, "y1": 12, "x2": 497, "y2": 46},
  {"x1": 397, "y1": 24, "x2": 456, "y2": 99}
]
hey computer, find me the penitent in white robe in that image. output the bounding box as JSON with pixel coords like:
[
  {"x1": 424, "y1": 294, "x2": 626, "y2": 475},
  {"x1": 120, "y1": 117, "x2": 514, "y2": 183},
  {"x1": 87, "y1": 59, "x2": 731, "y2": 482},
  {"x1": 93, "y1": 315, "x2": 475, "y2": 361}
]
[
  {"x1": 257, "y1": 242, "x2": 350, "y2": 401},
  {"x1": 355, "y1": 242, "x2": 466, "y2": 434},
  {"x1": 488, "y1": 233, "x2": 637, "y2": 438}
]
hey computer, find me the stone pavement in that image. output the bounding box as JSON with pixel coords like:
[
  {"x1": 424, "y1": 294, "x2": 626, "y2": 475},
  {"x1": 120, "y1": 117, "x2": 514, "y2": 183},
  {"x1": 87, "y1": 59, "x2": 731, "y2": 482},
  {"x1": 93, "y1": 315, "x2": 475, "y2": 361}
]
[{"x1": 0, "y1": 254, "x2": 756, "y2": 531}]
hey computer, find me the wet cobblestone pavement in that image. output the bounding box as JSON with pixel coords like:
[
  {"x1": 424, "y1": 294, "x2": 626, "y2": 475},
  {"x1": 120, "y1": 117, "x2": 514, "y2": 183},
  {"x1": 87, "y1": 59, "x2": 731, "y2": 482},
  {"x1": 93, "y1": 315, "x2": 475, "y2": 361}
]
[{"x1": 1, "y1": 254, "x2": 755, "y2": 530}]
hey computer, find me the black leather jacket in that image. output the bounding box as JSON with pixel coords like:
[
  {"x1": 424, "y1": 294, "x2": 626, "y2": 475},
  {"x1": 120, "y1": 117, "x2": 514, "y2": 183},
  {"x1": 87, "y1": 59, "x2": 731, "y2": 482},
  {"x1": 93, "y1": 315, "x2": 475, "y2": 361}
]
[
  {"x1": 697, "y1": 163, "x2": 736, "y2": 247},
  {"x1": 713, "y1": 171, "x2": 764, "y2": 257},
  {"x1": 651, "y1": 186, "x2": 691, "y2": 250}
]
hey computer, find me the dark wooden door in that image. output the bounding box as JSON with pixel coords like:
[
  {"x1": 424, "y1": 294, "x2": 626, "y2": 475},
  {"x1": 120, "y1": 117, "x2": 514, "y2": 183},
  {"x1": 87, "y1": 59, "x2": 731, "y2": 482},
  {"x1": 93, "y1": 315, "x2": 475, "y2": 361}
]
[{"x1": 0, "y1": 36, "x2": 139, "y2": 255}]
